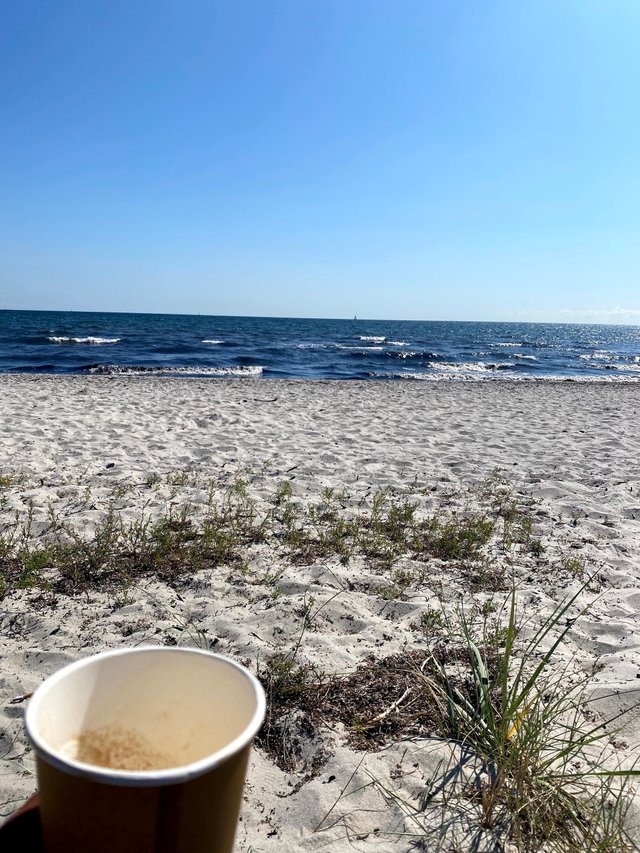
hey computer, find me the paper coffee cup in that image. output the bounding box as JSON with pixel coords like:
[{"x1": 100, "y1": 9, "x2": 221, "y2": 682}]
[{"x1": 25, "y1": 646, "x2": 266, "y2": 853}]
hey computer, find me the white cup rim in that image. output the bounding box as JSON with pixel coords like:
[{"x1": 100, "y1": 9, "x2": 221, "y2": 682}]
[{"x1": 25, "y1": 646, "x2": 266, "y2": 787}]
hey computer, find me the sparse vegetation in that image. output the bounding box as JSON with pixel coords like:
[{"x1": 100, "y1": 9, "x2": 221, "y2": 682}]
[
  {"x1": 0, "y1": 471, "x2": 551, "y2": 601},
  {"x1": 0, "y1": 466, "x2": 638, "y2": 847}
]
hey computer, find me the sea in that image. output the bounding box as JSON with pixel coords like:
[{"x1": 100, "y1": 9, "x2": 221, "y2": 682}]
[{"x1": 1, "y1": 310, "x2": 639, "y2": 382}]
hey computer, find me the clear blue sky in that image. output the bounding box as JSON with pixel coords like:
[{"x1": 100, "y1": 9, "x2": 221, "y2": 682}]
[{"x1": 2, "y1": 0, "x2": 640, "y2": 323}]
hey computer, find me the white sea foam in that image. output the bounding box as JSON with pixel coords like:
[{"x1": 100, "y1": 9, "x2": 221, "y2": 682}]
[
  {"x1": 202, "y1": 339, "x2": 224, "y2": 344},
  {"x1": 371, "y1": 369, "x2": 640, "y2": 383},
  {"x1": 511, "y1": 354, "x2": 537, "y2": 360},
  {"x1": 577, "y1": 353, "x2": 640, "y2": 370},
  {"x1": 578, "y1": 350, "x2": 640, "y2": 363},
  {"x1": 294, "y1": 343, "x2": 328, "y2": 349},
  {"x1": 578, "y1": 351, "x2": 615, "y2": 361},
  {"x1": 359, "y1": 336, "x2": 385, "y2": 343},
  {"x1": 372, "y1": 371, "x2": 433, "y2": 380},
  {"x1": 335, "y1": 344, "x2": 384, "y2": 351},
  {"x1": 49, "y1": 336, "x2": 120, "y2": 344},
  {"x1": 368, "y1": 361, "x2": 522, "y2": 380},
  {"x1": 86, "y1": 365, "x2": 263, "y2": 377},
  {"x1": 493, "y1": 342, "x2": 523, "y2": 347},
  {"x1": 428, "y1": 361, "x2": 513, "y2": 372},
  {"x1": 387, "y1": 340, "x2": 409, "y2": 346},
  {"x1": 610, "y1": 362, "x2": 640, "y2": 372},
  {"x1": 370, "y1": 370, "x2": 516, "y2": 381},
  {"x1": 536, "y1": 374, "x2": 640, "y2": 383}
]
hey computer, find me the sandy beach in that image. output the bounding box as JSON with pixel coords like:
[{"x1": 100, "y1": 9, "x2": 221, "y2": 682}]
[{"x1": 2, "y1": 375, "x2": 640, "y2": 850}]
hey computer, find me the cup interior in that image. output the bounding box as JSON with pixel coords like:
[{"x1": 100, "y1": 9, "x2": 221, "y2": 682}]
[{"x1": 26, "y1": 648, "x2": 264, "y2": 780}]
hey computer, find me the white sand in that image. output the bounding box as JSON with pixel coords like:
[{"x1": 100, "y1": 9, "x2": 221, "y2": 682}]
[{"x1": 1, "y1": 375, "x2": 640, "y2": 849}]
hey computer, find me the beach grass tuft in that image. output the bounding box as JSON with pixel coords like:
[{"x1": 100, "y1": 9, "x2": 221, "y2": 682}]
[{"x1": 399, "y1": 584, "x2": 640, "y2": 851}]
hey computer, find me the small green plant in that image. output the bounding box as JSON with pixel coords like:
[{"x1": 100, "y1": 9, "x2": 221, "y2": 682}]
[
  {"x1": 415, "y1": 512, "x2": 495, "y2": 562},
  {"x1": 274, "y1": 480, "x2": 293, "y2": 505},
  {"x1": 562, "y1": 556, "x2": 585, "y2": 577},
  {"x1": 480, "y1": 599, "x2": 498, "y2": 617},
  {"x1": 167, "y1": 469, "x2": 191, "y2": 487},
  {"x1": 259, "y1": 651, "x2": 318, "y2": 705},
  {"x1": 257, "y1": 565, "x2": 284, "y2": 586},
  {"x1": 468, "y1": 558, "x2": 507, "y2": 593},
  {"x1": 110, "y1": 482, "x2": 133, "y2": 499},
  {"x1": 0, "y1": 470, "x2": 24, "y2": 489},
  {"x1": 420, "y1": 607, "x2": 445, "y2": 635},
  {"x1": 375, "y1": 567, "x2": 415, "y2": 601},
  {"x1": 529, "y1": 537, "x2": 544, "y2": 557},
  {"x1": 17, "y1": 547, "x2": 52, "y2": 588}
]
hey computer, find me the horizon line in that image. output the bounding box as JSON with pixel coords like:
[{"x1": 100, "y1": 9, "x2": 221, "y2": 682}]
[{"x1": 1, "y1": 306, "x2": 640, "y2": 329}]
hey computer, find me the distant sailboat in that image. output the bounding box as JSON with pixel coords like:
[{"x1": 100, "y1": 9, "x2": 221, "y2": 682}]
[{"x1": 353, "y1": 315, "x2": 357, "y2": 320}]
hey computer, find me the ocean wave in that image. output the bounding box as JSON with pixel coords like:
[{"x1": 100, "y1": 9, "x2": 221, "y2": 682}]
[
  {"x1": 387, "y1": 340, "x2": 409, "y2": 346},
  {"x1": 359, "y1": 336, "x2": 385, "y2": 343},
  {"x1": 49, "y1": 336, "x2": 121, "y2": 344},
  {"x1": 578, "y1": 353, "x2": 640, "y2": 366},
  {"x1": 335, "y1": 344, "x2": 385, "y2": 351},
  {"x1": 428, "y1": 361, "x2": 514, "y2": 372},
  {"x1": 369, "y1": 371, "x2": 436, "y2": 380},
  {"x1": 370, "y1": 370, "x2": 640, "y2": 383},
  {"x1": 492, "y1": 342, "x2": 523, "y2": 347},
  {"x1": 336, "y1": 345, "x2": 439, "y2": 359},
  {"x1": 294, "y1": 343, "x2": 328, "y2": 349},
  {"x1": 511, "y1": 354, "x2": 537, "y2": 361},
  {"x1": 608, "y1": 362, "x2": 640, "y2": 372},
  {"x1": 202, "y1": 339, "x2": 224, "y2": 344},
  {"x1": 83, "y1": 364, "x2": 263, "y2": 377},
  {"x1": 369, "y1": 370, "x2": 517, "y2": 381},
  {"x1": 578, "y1": 351, "x2": 614, "y2": 361},
  {"x1": 378, "y1": 349, "x2": 438, "y2": 360}
]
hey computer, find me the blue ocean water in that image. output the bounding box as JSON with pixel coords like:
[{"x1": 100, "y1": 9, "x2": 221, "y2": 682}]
[{"x1": 1, "y1": 310, "x2": 639, "y2": 381}]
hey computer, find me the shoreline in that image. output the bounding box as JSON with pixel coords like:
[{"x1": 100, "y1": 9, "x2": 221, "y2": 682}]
[{"x1": 4, "y1": 371, "x2": 640, "y2": 383}]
